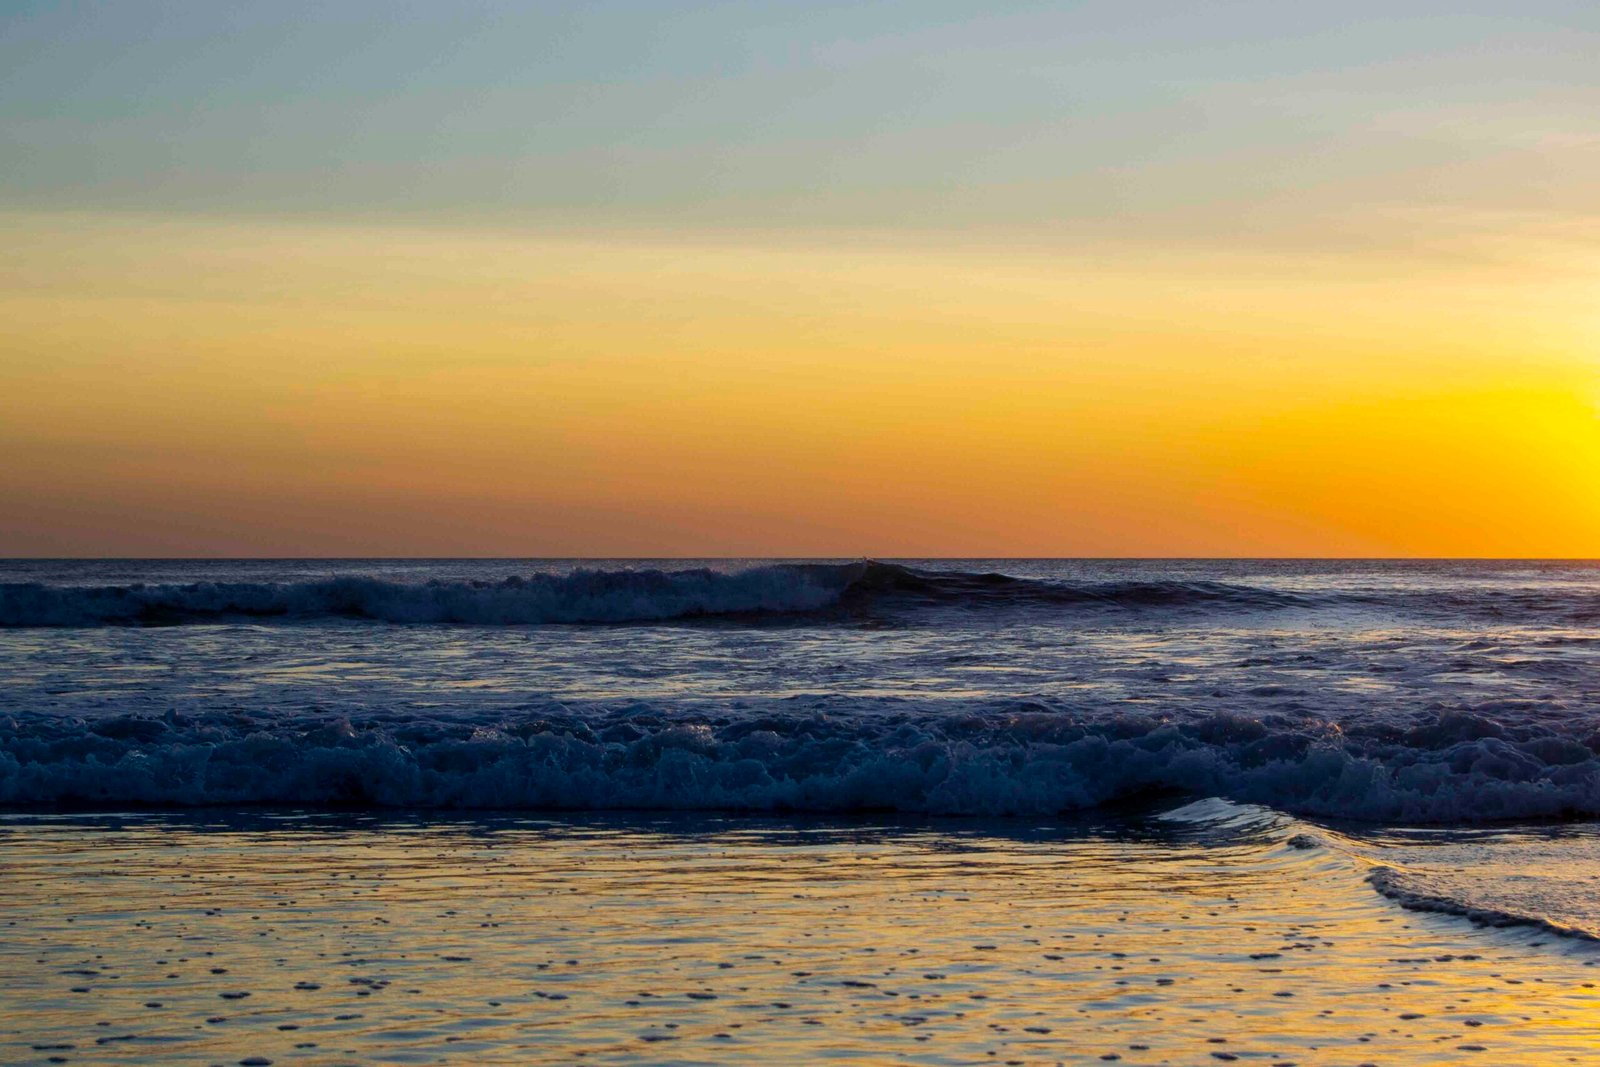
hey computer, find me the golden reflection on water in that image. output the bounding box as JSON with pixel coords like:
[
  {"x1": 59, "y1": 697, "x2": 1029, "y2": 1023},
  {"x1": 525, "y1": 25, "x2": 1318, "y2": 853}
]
[{"x1": 0, "y1": 812, "x2": 1597, "y2": 1065}]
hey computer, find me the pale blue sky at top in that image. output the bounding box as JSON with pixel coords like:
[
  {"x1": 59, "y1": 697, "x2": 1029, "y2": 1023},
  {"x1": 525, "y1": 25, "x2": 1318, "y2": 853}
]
[{"x1": 2, "y1": 1, "x2": 1596, "y2": 245}]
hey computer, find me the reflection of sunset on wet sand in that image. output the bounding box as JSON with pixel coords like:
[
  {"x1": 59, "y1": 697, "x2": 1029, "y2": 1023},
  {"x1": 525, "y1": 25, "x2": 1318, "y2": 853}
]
[{"x1": 5, "y1": 809, "x2": 1599, "y2": 1065}]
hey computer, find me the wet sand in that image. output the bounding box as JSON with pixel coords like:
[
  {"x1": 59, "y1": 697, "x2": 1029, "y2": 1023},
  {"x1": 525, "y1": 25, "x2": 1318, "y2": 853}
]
[{"x1": 1, "y1": 805, "x2": 1597, "y2": 1066}]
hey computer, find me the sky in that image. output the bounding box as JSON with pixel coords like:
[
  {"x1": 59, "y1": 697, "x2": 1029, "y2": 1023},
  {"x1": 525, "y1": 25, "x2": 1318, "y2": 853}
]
[{"x1": 1, "y1": 1, "x2": 1597, "y2": 556}]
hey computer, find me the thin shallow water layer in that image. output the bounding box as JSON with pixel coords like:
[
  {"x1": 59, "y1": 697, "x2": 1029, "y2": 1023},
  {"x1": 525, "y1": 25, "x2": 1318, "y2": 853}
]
[
  {"x1": 1, "y1": 803, "x2": 1597, "y2": 1066},
  {"x1": 1348, "y1": 822, "x2": 1600, "y2": 940}
]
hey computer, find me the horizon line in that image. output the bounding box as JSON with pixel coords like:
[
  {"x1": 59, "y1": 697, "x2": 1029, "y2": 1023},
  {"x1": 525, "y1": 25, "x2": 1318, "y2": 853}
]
[{"x1": 3, "y1": 555, "x2": 1597, "y2": 564}]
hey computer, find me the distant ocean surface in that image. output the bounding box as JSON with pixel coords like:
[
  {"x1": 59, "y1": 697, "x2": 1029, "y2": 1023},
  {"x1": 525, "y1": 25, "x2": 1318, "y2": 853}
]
[{"x1": 4, "y1": 558, "x2": 1600, "y2": 939}]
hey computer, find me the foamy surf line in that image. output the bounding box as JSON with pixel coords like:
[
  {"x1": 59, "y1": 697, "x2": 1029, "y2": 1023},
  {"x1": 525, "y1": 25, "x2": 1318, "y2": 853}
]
[{"x1": 5, "y1": 704, "x2": 1599, "y2": 823}]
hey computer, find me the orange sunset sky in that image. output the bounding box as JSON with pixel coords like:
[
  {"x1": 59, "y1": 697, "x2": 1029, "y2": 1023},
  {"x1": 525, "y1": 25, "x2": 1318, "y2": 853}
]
[{"x1": 1, "y1": 2, "x2": 1596, "y2": 556}]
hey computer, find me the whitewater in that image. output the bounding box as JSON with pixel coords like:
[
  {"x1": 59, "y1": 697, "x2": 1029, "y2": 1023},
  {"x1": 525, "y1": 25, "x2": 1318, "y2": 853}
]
[{"x1": 4, "y1": 557, "x2": 1600, "y2": 942}]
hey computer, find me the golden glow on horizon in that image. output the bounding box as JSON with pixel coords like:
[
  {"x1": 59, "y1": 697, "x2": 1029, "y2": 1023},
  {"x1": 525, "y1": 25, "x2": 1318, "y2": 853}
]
[{"x1": 1, "y1": 211, "x2": 1596, "y2": 557}]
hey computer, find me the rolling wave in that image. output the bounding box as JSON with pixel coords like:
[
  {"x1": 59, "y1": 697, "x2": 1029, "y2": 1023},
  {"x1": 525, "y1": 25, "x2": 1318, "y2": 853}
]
[{"x1": 0, "y1": 561, "x2": 1300, "y2": 627}]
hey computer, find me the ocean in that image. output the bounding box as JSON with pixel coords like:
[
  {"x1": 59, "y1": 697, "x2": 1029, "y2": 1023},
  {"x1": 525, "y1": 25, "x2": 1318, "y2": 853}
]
[{"x1": 3, "y1": 558, "x2": 1600, "y2": 1064}]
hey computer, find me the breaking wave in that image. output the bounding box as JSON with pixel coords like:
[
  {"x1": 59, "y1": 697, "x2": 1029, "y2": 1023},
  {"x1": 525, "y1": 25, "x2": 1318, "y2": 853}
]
[{"x1": 5, "y1": 702, "x2": 1600, "y2": 823}]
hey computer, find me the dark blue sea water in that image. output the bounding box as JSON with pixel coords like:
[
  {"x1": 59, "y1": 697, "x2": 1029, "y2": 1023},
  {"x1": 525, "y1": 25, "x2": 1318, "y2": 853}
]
[{"x1": 4, "y1": 558, "x2": 1600, "y2": 937}]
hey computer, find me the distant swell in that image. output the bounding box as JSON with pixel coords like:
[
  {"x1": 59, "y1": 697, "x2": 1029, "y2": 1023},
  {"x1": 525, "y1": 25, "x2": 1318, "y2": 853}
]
[
  {"x1": 0, "y1": 563, "x2": 866, "y2": 627},
  {"x1": 0, "y1": 562, "x2": 1297, "y2": 627},
  {"x1": 842, "y1": 563, "x2": 1298, "y2": 609}
]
